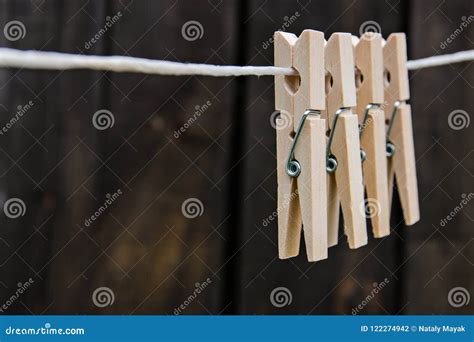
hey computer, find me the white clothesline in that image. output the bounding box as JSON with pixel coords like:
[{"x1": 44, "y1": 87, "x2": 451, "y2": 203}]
[
  {"x1": 407, "y1": 49, "x2": 474, "y2": 71},
  {"x1": 0, "y1": 47, "x2": 472, "y2": 77}
]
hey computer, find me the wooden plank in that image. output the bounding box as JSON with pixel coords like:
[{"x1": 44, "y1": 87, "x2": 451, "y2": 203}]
[
  {"x1": 237, "y1": 0, "x2": 405, "y2": 314},
  {"x1": 0, "y1": 0, "x2": 98, "y2": 314},
  {"x1": 67, "y1": 0, "x2": 237, "y2": 314},
  {"x1": 0, "y1": 0, "x2": 238, "y2": 314},
  {"x1": 402, "y1": 0, "x2": 474, "y2": 314}
]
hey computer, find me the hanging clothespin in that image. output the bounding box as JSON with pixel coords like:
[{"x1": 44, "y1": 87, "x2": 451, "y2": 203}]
[
  {"x1": 352, "y1": 33, "x2": 390, "y2": 238},
  {"x1": 324, "y1": 33, "x2": 368, "y2": 248},
  {"x1": 274, "y1": 30, "x2": 328, "y2": 261},
  {"x1": 382, "y1": 33, "x2": 420, "y2": 225}
]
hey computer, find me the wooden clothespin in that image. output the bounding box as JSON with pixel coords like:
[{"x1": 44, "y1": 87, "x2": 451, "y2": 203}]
[
  {"x1": 352, "y1": 33, "x2": 390, "y2": 238},
  {"x1": 324, "y1": 33, "x2": 368, "y2": 248},
  {"x1": 382, "y1": 33, "x2": 420, "y2": 225},
  {"x1": 274, "y1": 30, "x2": 328, "y2": 262}
]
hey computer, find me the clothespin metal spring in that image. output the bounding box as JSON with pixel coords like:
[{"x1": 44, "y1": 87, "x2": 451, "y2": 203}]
[
  {"x1": 386, "y1": 100, "x2": 402, "y2": 158},
  {"x1": 325, "y1": 107, "x2": 349, "y2": 173},
  {"x1": 285, "y1": 109, "x2": 321, "y2": 178},
  {"x1": 359, "y1": 103, "x2": 381, "y2": 162}
]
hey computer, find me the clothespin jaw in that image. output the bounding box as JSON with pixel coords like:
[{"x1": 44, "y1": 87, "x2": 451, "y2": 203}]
[
  {"x1": 352, "y1": 33, "x2": 390, "y2": 238},
  {"x1": 323, "y1": 33, "x2": 368, "y2": 249},
  {"x1": 274, "y1": 30, "x2": 328, "y2": 262},
  {"x1": 382, "y1": 33, "x2": 420, "y2": 226}
]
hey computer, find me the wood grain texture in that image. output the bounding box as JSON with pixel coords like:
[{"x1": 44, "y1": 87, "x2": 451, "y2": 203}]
[
  {"x1": 383, "y1": 33, "x2": 420, "y2": 226},
  {"x1": 0, "y1": 0, "x2": 470, "y2": 316},
  {"x1": 238, "y1": 0, "x2": 403, "y2": 314},
  {"x1": 78, "y1": 0, "x2": 238, "y2": 314},
  {"x1": 324, "y1": 33, "x2": 367, "y2": 249},
  {"x1": 402, "y1": 0, "x2": 473, "y2": 314},
  {"x1": 0, "y1": 0, "x2": 238, "y2": 314},
  {"x1": 274, "y1": 30, "x2": 327, "y2": 261},
  {"x1": 353, "y1": 33, "x2": 390, "y2": 238}
]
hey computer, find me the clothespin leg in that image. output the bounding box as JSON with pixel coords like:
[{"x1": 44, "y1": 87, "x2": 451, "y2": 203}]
[
  {"x1": 387, "y1": 103, "x2": 420, "y2": 225},
  {"x1": 277, "y1": 122, "x2": 303, "y2": 258},
  {"x1": 362, "y1": 108, "x2": 391, "y2": 238},
  {"x1": 294, "y1": 116, "x2": 328, "y2": 261},
  {"x1": 332, "y1": 113, "x2": 368, "y2": 248}
]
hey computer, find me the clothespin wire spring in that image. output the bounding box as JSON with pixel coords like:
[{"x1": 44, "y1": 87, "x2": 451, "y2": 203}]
[
  {"x1": 359, "y1": 103, "x2": 380, "y2": 162},
  {"x1": 285, "y1": 109, "x2": 321, "y2": 178},
  {"x1": 326, "y1": 108, "x2": 350, "y2": 173},
  {"x1": 386, "y1": 100, "x2": 402, "y2": 158}
]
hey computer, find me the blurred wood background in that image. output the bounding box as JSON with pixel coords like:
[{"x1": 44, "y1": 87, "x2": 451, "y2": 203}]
[{"x1": 0, "y1": 0, "x2": 472, "y2": 314}]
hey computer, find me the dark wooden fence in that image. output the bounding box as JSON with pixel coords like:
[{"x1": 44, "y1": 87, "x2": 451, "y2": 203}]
[{"x1": 0, "y1": 0, "x2": 472, "y2": 314}]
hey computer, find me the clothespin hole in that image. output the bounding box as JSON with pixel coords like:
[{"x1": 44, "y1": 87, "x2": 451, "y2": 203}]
[
  {"x1": 383, "y1": 69, "x2": 391, "y2": 87},
  {"x1": 355, "y1": 67, "x2": 364, "y2": 88},
  {"x1": 284, "y1": 74, "x2": 301, "y2": 94},
  {"x1": 325, "y1": 73, "x2": 333, "y2": 94}
]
